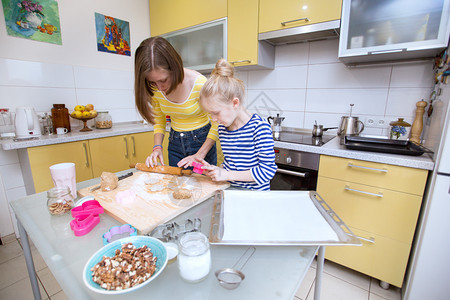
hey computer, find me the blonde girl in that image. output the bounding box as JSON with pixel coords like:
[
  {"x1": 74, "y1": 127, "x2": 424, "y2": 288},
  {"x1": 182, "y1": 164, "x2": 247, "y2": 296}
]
[{"x1": 198, "y1": 59, "x2": 277, "y2": 190}]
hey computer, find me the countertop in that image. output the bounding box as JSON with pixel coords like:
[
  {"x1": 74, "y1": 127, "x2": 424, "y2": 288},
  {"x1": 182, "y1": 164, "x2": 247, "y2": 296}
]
[{"x1": 1, "y1": 123, "x2": 435, "y2": 170}]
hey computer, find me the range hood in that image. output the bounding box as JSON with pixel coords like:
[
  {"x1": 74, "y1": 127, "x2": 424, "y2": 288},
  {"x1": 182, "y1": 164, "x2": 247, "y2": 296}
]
[{"x1": 258, "y1": 20, "x2": 340, "y2": 45}]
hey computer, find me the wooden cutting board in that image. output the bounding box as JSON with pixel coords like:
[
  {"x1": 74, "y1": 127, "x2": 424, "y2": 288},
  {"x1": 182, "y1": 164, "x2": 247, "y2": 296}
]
[{"x1": 77, "y1": 171, "x2": 230, "y2": 234}]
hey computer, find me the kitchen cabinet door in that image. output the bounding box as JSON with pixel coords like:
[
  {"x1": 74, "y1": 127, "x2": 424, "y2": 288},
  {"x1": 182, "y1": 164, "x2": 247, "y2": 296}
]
[
  {"x1": 259, "y1": 0, "x2": 342, "y2": 33},
  {"x1": 149, "y1": 0, "x2": 227, "y2": 36},
  {"x1": 89, "y1": 135, "x2": 131, "y2": 177},
  {"x1": 27, "y1": 141, "x2": 93, "y2": 193},
  {"x1": 228, "y1": 0, "x2": 274, "y2": 69},
  {"x1": 339, "y1": 0, "x2": 450, "y2": 64},
  {"x1": 128, "y1": 132, "x2": 154, "y2": 166}
]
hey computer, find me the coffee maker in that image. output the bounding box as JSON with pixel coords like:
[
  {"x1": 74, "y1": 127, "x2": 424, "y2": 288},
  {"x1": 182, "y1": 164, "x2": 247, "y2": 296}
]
[{"x1": 267, "y1": 113, "x2": 285, "y2": 140}]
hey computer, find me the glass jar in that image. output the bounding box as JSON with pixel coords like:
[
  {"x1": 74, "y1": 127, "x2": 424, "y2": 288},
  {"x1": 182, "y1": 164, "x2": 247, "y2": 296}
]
[
  {"x1": 95, "y1": 111, "x2": 112, "y2": 129},
  {"x1": 177, "y1": 232, "x2": 211, "y2": 283},
  {"x1": 47, "y1": 186, "x2": 75, "y2": 216},
  {"x1": 389, "y1": 118, "x2": 411, "y2": 140},
  {"x1": 51, "y1": 104, "x2": 71, "y2": 133}
]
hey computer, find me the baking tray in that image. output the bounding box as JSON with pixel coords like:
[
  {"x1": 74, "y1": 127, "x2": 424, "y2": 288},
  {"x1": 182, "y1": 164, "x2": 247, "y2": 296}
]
[
  {"x1": 209, "y1": 190, "x2": 361, "y2": 246},
  {"x1": 344, "y1": 135, "x2": 433, "y2": 156}
]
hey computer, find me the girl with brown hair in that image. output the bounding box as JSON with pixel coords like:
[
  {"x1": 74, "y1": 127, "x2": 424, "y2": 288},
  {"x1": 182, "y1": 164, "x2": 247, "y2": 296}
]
[{"x1": 134, "y1": 37, "x2": 218, "y2": 168}]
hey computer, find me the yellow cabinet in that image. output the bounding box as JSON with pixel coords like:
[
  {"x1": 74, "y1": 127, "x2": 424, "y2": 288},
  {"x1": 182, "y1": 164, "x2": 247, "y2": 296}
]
[
  {"x1": 228, "y1": 0, "x2": 273, "y2": 69},
  {"x1": 259, "y1": 0, "x2": 342, "y2": 33},
  {"x1": 27, "y1": 141, "x2": 93, "y2": 193},
  {"x1": 317, "y1": 155, "x2": 428, "y2": 287},
  {"x1": 149, "y1": 0, "x2": 227, "y2": 36}
]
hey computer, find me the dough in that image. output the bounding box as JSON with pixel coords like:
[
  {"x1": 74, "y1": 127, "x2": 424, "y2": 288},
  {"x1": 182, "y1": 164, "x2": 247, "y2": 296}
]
[
  {"x1": 144, "y1": 177, "x2": 160, "y2": 185},
  {"x1": 173, "y1": 188, "x2": 193, "y2": 199},
  {"x1": 100, "y1": 172, "x2": 118, "y2": 191},
  {"x1": 150, "y1": 184, "x2": 164, "y2": 192}
]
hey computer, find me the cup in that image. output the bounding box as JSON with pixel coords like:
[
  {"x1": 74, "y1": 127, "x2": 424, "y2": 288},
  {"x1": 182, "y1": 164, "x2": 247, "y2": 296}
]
[
  {"x1": 49, "y1": 163, "x2": 77, "y2": 198},
  {"x1": 56, "y1": 127, "x2": 68, "y2": 135}
]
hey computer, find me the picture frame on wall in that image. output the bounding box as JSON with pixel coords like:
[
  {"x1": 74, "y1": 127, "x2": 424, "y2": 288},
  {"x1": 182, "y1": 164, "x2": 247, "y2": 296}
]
[
  {"x1": 94, "y1": 12, "x2": 131, "y2": 56},
  {"x1": 1, "y1": 0, "x2": 62, "y2": 45}
]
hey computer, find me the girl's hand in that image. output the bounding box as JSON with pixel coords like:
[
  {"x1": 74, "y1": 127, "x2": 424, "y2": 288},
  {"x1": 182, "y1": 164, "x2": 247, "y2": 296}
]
[
  {"x1": 146, "y1": 149, "x2": 164, "y2": 167},
  {"x1": 197, "y1": 158, "x2": 228, "y2": 182},
  {"x1": 177, "y1": 153, "x2": 205, "y2": 169}
]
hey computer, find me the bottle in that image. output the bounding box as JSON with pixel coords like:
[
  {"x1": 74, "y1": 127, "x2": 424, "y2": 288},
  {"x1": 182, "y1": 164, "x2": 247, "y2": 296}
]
[
  {"x1": 95, "y1": 111, "x2": 112, "y2": 129},
  {"x1": 47, "y1": 186, "x2": 75, "y2": 216},
  {"x1": 51, "y1": 104, "x2": 71, "y2": 133},
  {"x1": 177, "y1": 232, "x2": 211, "y2": 283}
]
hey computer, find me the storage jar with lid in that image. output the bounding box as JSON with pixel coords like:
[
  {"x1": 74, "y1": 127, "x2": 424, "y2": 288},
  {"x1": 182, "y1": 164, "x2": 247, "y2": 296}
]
[
  {"x1": 51, "y1": 104, "x2": 71, "y2": 133},
  {"x1": 389, "y1": 118, "x2": 411, "y2": 140},
  {"x1": 95, "y1": 111, "x2": 112, "y2": 129},
  {"x1": 47, "y1": 186, "x2": 75, "y2": 216},
  {"x1": 177, "y1": 232, "x2": 211, "y2": 283}
]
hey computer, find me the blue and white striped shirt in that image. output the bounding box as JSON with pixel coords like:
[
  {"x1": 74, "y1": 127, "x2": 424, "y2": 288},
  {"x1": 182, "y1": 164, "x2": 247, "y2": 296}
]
[{"x1": 219, "y1": 114, "x2": 277, "y2": 190}]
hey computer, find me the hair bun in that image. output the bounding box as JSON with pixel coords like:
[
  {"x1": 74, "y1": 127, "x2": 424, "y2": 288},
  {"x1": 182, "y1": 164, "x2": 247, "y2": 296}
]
[{"x1": 211, "y1": 58, "x2": 234, "y2": 77}]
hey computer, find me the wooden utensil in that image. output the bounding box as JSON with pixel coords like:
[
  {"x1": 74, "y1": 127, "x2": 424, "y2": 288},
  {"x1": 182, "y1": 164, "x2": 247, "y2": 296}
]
[{"x1": 131, "y1": 163, "x2": 192, "y2": 176}]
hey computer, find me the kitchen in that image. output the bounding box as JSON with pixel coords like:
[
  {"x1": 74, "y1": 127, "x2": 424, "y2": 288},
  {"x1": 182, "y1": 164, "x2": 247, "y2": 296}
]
[{"x1": 0, "y1": 0, "x2": 449, "y2": 299}]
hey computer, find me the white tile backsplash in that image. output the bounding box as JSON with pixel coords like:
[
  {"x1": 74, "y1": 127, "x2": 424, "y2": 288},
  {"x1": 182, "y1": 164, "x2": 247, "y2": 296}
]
[
  {"x1": 247, "y1": 89, "x2": 306, "y2": 112},
  {"x1": 248, "y1": 65, "x2": 308, "y2": 89},
  {"x1": 75, "y1": 89, "x2": 135, "y2": 110},
  {"x1": 275, "y1": 43, "x2": 309, "y2": 67},
  {"x1": 307, "y1": 63, "x2": 392, "y2": 89},
  {"x1": 0, "y1": 59, "x2": 75, "y2": 88},
  {"x1": 386, "y1": 88, "x2": 432, "y2": 118},
  {"x1": 0, "y1": 163, "x2": 25, "y2": 189},
  {"x1": 390, "y1": 62, "x2": 434, "y2": 88},
  {"x1": 306, "y1": 88, "x2": 389, "y2": 115},
  {"x1": 73, "y1": 66, "x2": 133, "y2": 89},
  {"x1": 0, "y1": 149, "x2": 19, "y2": 165},
  {"x1": 309, "y1": 38, "x2": 340, "y2": 65}
]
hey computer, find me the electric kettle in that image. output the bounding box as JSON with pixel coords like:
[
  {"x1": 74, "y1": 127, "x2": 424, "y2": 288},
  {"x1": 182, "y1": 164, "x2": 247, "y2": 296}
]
[{"x1": 15, "y1": 107, "x2": 42, "y2": 139}]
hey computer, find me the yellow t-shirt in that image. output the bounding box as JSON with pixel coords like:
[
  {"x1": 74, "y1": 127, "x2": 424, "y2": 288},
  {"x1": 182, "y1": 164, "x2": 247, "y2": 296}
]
[{"x1": 152, "y1": 75, "x2": 218, "y2": 141}]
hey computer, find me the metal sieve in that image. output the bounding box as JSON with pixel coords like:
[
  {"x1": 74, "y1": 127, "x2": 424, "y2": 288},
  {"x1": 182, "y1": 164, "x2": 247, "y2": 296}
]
[{"x1": 215, "y1": 247, "x2": 256, "y2": 290}]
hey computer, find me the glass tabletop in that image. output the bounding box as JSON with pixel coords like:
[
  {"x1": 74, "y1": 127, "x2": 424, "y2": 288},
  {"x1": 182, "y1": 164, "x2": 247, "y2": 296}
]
[{"x1": 11, "y1": 170, "x2": 318, "y2": 299}]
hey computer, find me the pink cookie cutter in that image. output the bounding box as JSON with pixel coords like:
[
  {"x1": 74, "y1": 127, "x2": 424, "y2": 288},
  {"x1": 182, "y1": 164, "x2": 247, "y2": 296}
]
[
  {"x1": 71, "y1": 200, "x2": 104, "y2": 217},
  {"x1": 192, "y1": 162, "x2": 203, "y2": 174},
  {"x1": 70, "y1": 200, "x2": 104, "y2": 236},
  {"x1": 102, "y1": 224, "x2": 137, "y2": 245}
]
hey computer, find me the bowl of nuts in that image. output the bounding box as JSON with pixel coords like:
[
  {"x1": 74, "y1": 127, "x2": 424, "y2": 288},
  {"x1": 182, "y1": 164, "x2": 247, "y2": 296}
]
[{"x1": 83, "y1": 236, "x2": 168, "y2": 295}]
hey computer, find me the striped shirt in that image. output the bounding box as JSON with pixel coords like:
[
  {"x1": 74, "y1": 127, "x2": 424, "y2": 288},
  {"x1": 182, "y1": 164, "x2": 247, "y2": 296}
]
[
  {"x1": 152, "y1": 75, "x2": 219, "y2": 141},
  {"x1": 219, "y1": 114, "x2": 277, "y2": 190}
]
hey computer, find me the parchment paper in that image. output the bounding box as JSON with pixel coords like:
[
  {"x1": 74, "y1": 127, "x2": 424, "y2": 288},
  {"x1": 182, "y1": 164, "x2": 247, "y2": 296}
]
[{"x1": 222, "y1": 190, "x2": 339, "y2": 242}]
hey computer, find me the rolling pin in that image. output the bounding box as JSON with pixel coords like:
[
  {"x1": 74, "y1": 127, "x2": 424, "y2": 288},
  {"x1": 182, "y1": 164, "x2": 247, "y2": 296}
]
[{"x1": 130, "y1": 163, "x2": 192, "y2": 176}]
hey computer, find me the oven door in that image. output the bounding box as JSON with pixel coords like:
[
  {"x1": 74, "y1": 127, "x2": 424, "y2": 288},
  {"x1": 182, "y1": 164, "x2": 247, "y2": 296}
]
[{"x1": 270, "y1": 164, "x2": 318, "y2": 190}]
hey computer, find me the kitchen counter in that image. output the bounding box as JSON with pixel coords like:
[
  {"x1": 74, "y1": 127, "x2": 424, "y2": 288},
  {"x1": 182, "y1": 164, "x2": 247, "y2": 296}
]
[
  {"x1": 1, "y1": 123, "x2": 434, "y2": 170},
  {"x1": 274, "y1": 135, "x2": 435, "y2": 171},
  {"x1": 0, "y1": 122, "x2": 154, "y2": 150}
]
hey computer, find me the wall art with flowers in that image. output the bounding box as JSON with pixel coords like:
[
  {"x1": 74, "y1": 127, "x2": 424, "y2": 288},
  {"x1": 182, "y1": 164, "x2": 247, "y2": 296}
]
[
  {"x1": 1, "y1": 0, "x2": 62, "y2": 45},
  {"x1": 95, "y1": 12, "x2": 131, "y2": 56}
]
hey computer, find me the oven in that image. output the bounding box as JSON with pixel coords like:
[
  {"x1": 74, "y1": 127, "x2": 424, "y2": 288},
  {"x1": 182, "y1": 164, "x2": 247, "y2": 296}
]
[
  {"x1": 271, "y1": 148, "x2": 319, "y2": 190},
  {"x1": 270, "y1": 130, "x2": 336, "y2": 191}
]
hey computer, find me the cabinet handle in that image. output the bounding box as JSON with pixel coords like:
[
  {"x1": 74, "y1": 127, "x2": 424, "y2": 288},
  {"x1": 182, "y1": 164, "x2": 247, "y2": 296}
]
[
  {"x1": 83, "y1": 142, "x2": 89, "y2": 167},
  {"x1": 230, "y1": 60, "x2": 252, "y2": 64},
  {"x1": 123, "y1": 137, "x2": 128, "y2": 158},
  {"x1": 345, "y1": 185, "x2": 383, "y2": 198},
  {"x1": 348, "y1": 163, "x2": 388, "y2": 173},
  {"x1": 131, "y1": 136, "x2": 136, "y2": 156},
  {"x1": 350, "y1": 234, "x2": 375, "y2": 244},
  {"x1": 368, "y1": 48, "x2": 406, "y2": 55},
  {"x1": 276, "y1": 168, "x2": 307, "y2": 177},
  {"x1": 281, "y1": 17, "x2": 309, "y2": 26}
]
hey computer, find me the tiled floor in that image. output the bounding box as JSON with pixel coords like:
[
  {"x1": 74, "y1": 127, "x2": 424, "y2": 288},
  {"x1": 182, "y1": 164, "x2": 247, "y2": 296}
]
[{"x1": 0, "y1": 234, "x2": 402, "y2": 300}]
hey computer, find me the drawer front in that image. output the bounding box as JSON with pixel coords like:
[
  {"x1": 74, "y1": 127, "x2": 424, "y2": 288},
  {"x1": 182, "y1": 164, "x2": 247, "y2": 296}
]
[
  {"x1": 325, "y1": 227, "x2": 411, "y2": 288},
  {"x1": 319, "y1": 155, "x2": 428, "y2": 195},
  {"x1": 317, "y1": 176, "x2": 422, "y2": 243}
]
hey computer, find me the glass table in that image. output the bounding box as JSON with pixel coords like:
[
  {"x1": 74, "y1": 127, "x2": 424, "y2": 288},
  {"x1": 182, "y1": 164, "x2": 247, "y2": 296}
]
[{"x1": 11, "y1": 170, "x2": 328, "y2": 300}]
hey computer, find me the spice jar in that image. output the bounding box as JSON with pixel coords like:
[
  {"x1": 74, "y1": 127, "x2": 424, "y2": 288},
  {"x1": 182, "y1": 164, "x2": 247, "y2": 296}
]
[
  {"x1": 47, "y1": 186, "x2": 75, "y2": 216},
  {"x1": 389, "y1": 118, "x2": 411, "y2": 140},
  {"x1": 177, "y1": 232, "x2": 211, "y2": 283},
  {"x1": 95, "y1": 111, "x2": 112, "y2": 129},
  {"x1": 51, "y1": 104, "x2": 71, "y2": 133}
]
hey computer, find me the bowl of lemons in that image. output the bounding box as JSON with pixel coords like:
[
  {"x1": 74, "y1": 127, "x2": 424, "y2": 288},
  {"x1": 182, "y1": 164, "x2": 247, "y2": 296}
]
[{"x1": 70, "y1": 104, "x2": 98, "y2": 132}]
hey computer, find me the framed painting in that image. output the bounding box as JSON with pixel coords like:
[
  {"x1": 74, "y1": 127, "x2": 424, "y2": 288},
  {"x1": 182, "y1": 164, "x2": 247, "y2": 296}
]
[
  {"x1": 95, "y1": 12, "x2": 131, "y2": 56},
  {"x1": 1, "y1": 0, "x2": 62, "y2": 45}
]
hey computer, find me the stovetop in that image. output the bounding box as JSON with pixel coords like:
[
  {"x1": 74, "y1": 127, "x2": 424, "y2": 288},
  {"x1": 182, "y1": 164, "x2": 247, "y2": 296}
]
[{"x1": 275, "y1": 131, "x2": 336, "y2": 146}]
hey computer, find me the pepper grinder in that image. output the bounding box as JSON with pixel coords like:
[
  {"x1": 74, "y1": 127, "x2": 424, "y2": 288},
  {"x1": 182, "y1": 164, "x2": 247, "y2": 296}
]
[{"x1": 410, "y1": 100, "x2": 427, "y2": 144}]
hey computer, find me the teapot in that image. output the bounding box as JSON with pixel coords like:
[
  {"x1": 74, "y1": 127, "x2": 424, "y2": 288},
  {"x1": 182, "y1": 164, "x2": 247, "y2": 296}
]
[
  {"x1": 267, "y1": 113, "x2": 285, "y2": 139},
  {"x1": 338, "y1": 116, "x2": 364, "y2": 137}
]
